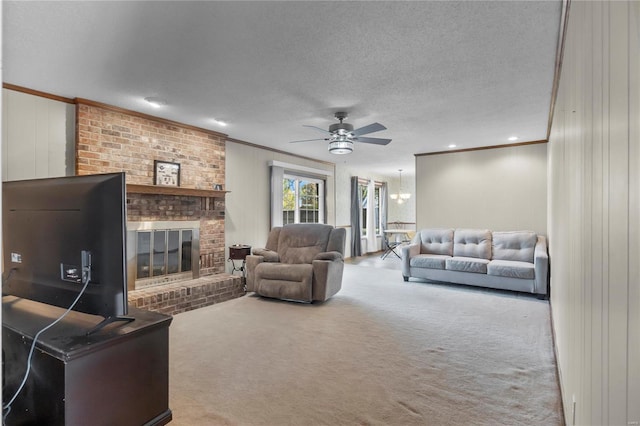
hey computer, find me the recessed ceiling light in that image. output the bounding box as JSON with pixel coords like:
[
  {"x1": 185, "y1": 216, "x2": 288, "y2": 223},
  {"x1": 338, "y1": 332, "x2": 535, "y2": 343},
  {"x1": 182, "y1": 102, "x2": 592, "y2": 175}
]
[
  {"x1": 211, "y1": 119, "x2": 228, "y2": 127},
  {"x1": 508, "y1": 136, "x2": 519, "y2": 141},
  {"x1": 448, "y1": 144, "x2": 457, "y2": 149},
  {"x1": 144, "y1": 97, "x2": 167, "y2": 108}
]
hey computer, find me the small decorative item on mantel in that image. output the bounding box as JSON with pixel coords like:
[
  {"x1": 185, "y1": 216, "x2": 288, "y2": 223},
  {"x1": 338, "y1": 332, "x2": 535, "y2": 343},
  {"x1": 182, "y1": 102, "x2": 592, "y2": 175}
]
[
  {"x1": 154, "y1": 160, "x2": 180, "y2": 187},
  {"x1": 214, "y1": 184, "x2": 223, "y2": 191}
]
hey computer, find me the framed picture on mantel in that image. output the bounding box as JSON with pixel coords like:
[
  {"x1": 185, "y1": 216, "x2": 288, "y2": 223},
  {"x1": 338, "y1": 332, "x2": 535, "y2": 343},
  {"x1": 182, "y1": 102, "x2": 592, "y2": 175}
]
[{"x1": 154, "y1": 160, "x2": 181, "y2": 187}]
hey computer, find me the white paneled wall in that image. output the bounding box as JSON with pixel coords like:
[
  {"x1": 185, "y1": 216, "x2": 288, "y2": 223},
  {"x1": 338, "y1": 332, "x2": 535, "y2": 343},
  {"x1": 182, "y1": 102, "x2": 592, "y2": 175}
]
[
  {"x1": 2, "y1": 89, "x2": 74, "y2": 181},
  {"x1": 415, "y1": 143, "x2": 548, "y2": 236},
  {"x1": 548, "y1": 1, "x2": 639, "y2": 424}
]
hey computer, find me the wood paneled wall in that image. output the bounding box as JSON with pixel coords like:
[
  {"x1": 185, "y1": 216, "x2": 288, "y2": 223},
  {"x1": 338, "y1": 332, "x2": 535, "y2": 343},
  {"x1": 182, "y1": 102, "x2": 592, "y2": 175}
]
[
  {"x1": 548, "y1": 1, "x2": 639, "y2": 424},
  {"x1": 1, "y1": 89, "x2": 74, "y2": 181}
]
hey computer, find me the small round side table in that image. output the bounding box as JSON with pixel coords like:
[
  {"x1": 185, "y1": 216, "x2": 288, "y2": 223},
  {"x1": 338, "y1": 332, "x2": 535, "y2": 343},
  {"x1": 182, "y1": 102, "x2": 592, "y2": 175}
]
[{"x1": 228, "y1": 244, "x2": 251, "y2": 289}]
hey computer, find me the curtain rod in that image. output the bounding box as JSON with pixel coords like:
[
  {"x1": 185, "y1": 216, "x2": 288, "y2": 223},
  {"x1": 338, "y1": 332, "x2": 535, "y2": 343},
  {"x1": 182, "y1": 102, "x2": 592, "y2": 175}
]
[{"x1": 357, "y1": 178, "x2": 385, "y2": 185}]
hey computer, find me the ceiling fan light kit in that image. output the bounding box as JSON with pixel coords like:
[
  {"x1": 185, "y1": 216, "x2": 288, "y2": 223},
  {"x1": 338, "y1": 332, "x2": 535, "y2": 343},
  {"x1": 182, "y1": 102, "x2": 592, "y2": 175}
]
[
  {"x1": 328, "y1": 140, "x2": 354, "y2": 154},
  {"x1": 290, "y1": 112, "x2": 391, "y2": 154}
]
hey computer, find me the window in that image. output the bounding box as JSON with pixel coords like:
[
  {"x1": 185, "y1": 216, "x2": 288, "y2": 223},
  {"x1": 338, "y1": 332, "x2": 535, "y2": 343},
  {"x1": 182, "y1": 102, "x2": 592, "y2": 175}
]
[
  {"x1": 283, "y1": 174, "x2": 324, "y2": 224},
  {"x1": 373, "y1": 185, "x2": 381, "y2": 235},
  {"x1": 269, "y1": 161, "x2": 332, "y2": 228},
  {"x1": 359, "y1": 183, "x2": 368, "y2": 236},
  {"x1": 359, "y1": 181, "x2": 382, "y2": 237}
]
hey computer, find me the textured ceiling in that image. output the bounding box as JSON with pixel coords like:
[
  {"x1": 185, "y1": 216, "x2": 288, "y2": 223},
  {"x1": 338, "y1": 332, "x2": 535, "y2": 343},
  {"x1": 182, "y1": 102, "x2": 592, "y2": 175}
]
[{"x1": 3, "y1": 1, "x2": 562, "y2": 177}]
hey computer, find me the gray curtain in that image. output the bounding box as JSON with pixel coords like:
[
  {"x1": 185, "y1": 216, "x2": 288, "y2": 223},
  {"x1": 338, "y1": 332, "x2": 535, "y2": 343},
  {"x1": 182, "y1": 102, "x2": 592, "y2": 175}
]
[
  {"x1": 350, "y1": 176, "x2": 362, "y2": 257},
  {"x1": 380, "y1": 182, "x2": 389, "y2": 249}
]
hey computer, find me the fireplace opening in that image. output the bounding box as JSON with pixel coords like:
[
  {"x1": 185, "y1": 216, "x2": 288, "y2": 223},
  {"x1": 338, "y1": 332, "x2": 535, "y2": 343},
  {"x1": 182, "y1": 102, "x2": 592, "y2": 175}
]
[{"x1": 127, "y1": 221, "x2": 200, "y2": 290}]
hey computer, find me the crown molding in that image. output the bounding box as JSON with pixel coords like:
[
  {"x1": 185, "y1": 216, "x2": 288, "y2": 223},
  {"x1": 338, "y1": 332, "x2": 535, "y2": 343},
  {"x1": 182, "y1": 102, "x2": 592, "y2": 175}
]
[{"x1": 415, "y1": 140, "x2": 548, "y2": 157}]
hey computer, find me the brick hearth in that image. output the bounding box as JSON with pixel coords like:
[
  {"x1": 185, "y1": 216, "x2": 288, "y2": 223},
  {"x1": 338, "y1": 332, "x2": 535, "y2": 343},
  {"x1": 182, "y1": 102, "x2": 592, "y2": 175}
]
[{"x1": 128, "y1": 274, "x2": 244, "y2": 316}]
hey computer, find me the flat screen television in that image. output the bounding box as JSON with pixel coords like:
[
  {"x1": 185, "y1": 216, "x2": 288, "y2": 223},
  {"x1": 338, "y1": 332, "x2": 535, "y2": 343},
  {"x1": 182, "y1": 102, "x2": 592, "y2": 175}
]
[{"x1": 2, "y1": 172, "x2": 132, "y2": 332}]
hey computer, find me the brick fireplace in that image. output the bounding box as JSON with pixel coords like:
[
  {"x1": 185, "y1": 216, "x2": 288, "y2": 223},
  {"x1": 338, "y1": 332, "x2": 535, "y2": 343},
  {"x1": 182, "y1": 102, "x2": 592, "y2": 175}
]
[{"x1": 75, "y1": 99, "x2": 243, "y2": 315}]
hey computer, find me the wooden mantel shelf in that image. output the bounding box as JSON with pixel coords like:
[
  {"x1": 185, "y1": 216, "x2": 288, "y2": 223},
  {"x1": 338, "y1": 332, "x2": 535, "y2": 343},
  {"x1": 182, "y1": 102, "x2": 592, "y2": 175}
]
[{"x1": 126, "y1": 184, "x2": 228, "y2": 198}]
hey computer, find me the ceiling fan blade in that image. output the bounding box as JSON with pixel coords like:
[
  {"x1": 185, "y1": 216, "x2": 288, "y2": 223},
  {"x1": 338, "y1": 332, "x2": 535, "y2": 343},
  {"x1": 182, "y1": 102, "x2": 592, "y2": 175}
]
[
  {"x1": 289, "y1": 138, "x2": 328, "y2": 143},
  {"x1": 355, "y1": 136, "x2": 392, "y2": 145},
  {"x1": 351, "y1": 122, "x2": 387, "y2": 137},
  {"x1": 303, "y1": 125, "x2": 331, "y2": 134}
]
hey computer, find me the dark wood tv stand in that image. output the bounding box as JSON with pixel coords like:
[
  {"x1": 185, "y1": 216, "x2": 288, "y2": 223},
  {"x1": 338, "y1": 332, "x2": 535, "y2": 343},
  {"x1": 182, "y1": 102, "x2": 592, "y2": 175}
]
[{"x1": 2, "y1": 296, "x2": 172, "y2": 426}]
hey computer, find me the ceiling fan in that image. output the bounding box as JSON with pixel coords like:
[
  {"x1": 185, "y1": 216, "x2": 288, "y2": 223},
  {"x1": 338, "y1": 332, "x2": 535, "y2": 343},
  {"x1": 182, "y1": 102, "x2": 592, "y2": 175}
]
[{"x1": 290, "y1": 112, "x2": 391, "y2": 154}]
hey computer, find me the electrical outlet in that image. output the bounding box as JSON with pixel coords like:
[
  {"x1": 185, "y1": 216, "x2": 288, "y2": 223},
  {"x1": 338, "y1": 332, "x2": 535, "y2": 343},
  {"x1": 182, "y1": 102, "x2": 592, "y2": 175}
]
[
  {"x1": 61, "y1": 263, "x2": 82, "y2": 283},
  {"x1": 10, "y1": 252, "x2": 22, "y2": 263}
]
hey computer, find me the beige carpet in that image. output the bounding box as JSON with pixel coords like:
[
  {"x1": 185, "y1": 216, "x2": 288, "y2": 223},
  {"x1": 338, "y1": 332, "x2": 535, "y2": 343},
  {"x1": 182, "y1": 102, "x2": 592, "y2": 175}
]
[{"x1": 168, "y1": 264, "x2": 564, "y2": 425}]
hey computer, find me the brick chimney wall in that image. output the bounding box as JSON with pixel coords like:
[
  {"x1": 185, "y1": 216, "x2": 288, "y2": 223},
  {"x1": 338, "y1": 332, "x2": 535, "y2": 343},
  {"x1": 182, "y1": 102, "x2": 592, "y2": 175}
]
[{"x1": 76, "y1": 100, "x2": 227, "y2": 275}]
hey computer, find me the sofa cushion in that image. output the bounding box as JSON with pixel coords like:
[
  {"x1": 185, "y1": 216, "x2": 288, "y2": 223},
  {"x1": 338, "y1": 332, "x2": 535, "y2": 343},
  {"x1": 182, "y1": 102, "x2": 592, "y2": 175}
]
[
  {"x1": 277, "y1": 224, "x2": 332, "y2": 264},
  {"x1": 492, "y1": 231, "x2": 537, "y2": 263},
  {"x1": 417, "y1": 228, "x2": 454, "y2": 256},
  {"x1": 453, "y1": 229, "x2": 492, "y2": 259},
  {"x1": 410, "y1": 254, "x2": 450, "y2": 270},
  {"x1": 487, "y1": 259, "x2": 535, "y2": 279},
  {"x1": 446, "y1": 256, "x2": 490, "y2": 274}
]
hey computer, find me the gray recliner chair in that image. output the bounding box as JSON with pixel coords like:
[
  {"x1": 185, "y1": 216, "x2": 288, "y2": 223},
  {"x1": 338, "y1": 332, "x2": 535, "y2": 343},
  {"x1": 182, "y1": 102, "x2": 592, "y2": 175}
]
[{"x1": 245, "y1": 224, "x2": 346, "y2": 302}]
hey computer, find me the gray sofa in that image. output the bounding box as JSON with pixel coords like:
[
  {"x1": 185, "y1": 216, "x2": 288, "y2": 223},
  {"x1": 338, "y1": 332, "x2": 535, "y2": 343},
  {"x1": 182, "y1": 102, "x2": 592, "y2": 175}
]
[
  {"x1": 246, "y1": 223, "x2": 346, "y2": 303},
  {"x1": 401, "y1": 228, "x2": 549, "y2": 298}
]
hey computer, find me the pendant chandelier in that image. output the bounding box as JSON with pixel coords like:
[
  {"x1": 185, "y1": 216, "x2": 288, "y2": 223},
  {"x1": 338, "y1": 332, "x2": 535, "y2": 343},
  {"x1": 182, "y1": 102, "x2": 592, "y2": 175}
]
[{"x1": 389, "y1": 169, "x2": 411, "y2": 204}]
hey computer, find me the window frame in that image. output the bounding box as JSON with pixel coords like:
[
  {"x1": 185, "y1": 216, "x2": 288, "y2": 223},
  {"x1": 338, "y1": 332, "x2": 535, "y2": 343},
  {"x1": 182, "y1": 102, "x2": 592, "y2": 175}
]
[
  {"x1": 269, "y1": 161, "x2": 333, "y2": 229},
  {"x1": 359, "y1": 180, "x2": 383, "y2": 237},
  {"x1": 283, "y1": 173, "x2": 325, "y2": 225},
  {"x1": 359, "y1": 182, "x2": 368, "y2": 237}
]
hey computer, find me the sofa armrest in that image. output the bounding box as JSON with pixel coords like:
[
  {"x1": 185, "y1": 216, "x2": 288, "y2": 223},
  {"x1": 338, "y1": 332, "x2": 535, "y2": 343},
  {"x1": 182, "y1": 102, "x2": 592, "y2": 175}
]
[
  {"x1": 312, "y1": 257, "x2": 344, "y2": 302},
  {"x1": 401, "y1": 243, "x2": 420, "y2": 278},
  {"x1": 251, "y1": 248, "x2": 280, "y2": 263},
  {"x1": 245, "y1": 255, "x2": 266, "y2": 292},
  {"x1": 314, "y1": 251, "x2": 343, "y2": 261},
  {"x1": 533, "y1": 236, "x2": 549, "y2": 296}
]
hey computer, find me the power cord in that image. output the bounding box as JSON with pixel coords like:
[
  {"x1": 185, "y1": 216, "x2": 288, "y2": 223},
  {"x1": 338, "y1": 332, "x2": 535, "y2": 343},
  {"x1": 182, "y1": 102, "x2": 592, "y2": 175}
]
[
  {"x1": 1, "y1": 268, "x2": 17, "y2": 286},
  {"x1": 2, "y1": 268, "x2": 92, "y2": 425}
]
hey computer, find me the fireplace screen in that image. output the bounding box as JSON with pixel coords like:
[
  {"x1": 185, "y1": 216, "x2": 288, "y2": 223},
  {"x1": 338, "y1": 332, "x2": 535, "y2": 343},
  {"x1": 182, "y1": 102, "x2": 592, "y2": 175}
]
[
  {"x1": 136, "y1": 229, "x2": 193, "y2": 278},
  {"x1": 127, "y1": 221, "x2": 200, "y2": 290}
]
